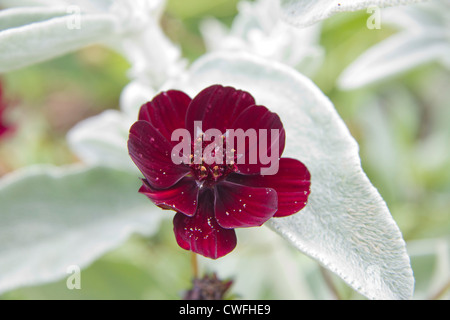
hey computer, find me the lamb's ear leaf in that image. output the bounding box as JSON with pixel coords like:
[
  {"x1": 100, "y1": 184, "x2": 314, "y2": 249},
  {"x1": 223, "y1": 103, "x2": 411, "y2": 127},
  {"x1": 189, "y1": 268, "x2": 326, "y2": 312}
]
[
  {"x1": 338, "y1": 32, "x2": 449, "y2": 90},
  {"x1": 67, "y1": 110, "x2": 138, "y2": 173},
  {"x1": 0, "y1": 12, "x2": 117, "y2": 72},
  {"x1": 0, "y1": 6, "x2": 69, "y2": 31},
  {"x1": 280, "y1": 0, "x2": 429, "y2": 28},
  {"x1": 0, "y1": 165, "x2": 163, "y2": 294}
]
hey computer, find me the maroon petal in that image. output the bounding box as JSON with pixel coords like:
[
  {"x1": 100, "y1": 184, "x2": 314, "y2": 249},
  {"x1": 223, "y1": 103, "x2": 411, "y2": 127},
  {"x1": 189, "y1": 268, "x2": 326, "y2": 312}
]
[
  {"x1": 128, "y1": 120, "x2": 190, "y2": 189},
  {"x1": 185, "y1": 85, "x2": 256, "y2": 137},
  {"x1": 173, "y1": 190, "x2": 237, "y2": 259},
  {"x1": 138, "y1": 90, "x2": 191, "y2": 144},
  {"x1": 139, "y1": 177, "x2": 199, "y2": 217},
  {"x1": 227, "y1": 158, "x2": 311, "y2": 217},
  {"x1": 229, "y1": 105, "x2": 286, "y2": 175},
  {"x1": 214, "y1": 181, "x2": 278, "y2": 229}
]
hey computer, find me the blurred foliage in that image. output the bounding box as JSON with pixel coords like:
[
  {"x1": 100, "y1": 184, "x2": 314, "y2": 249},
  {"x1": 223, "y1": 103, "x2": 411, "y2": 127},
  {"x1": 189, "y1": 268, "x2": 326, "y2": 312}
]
[
  {"x1": 315, "y1": 11, "x2": 450, "y2": 243},
  {"x1": 0, "y1": 45, "x2": 130, "y2": 171},
  {"x1": 163, "y1": 0, "x2": 240, "y2": 61},
  {"x1": 1, "y1": 221, "x2": 192, "y2": 300},
  {"x1": 0, "y1": 0, "x2": 448, "y2": 299}
]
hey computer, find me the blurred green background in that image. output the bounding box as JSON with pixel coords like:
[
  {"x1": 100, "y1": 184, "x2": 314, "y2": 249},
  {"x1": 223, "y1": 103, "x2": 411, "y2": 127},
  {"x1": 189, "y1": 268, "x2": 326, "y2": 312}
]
[{"x1": 0, "y1": 0, "x2": 448, "y2": 299}]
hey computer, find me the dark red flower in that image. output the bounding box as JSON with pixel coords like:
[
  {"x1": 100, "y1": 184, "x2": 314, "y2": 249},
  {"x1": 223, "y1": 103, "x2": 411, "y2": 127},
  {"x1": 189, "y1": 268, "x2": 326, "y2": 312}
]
[
  {"x1": 0, "y1": 82, "x2": 14, "y2": 139},
  {"x1": 128, "y1": 85, "x2": 311, "y2": 259}
]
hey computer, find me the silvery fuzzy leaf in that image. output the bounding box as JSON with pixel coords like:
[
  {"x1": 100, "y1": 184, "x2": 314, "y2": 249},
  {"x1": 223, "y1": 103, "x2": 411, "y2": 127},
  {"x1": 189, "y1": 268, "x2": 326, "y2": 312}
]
[
  {"x1": 338, "y1": 31, "x2": 450, "y2": 90},
  {"x1": 0, "y1": 0, "x2": 179, "y2": 86},
  {"x1": 0, "y1": 165, "x2": 163, "y2": 294},
  {"x1": 200, "y1": 0, "x2": 324, "y2": 76},
  {"x1": 169, "y1": 52, "x2": 414, "y2": 300},
  {"x1": 0, "y1": 0, "x2": 116, "y2": 11},
  {"x1": 280, "y1": 0, "x2": 430, "y2": 28},
  {"x1": 119, "y1": 79, "x2": 156, "y2": 118},
  {"x1": 382, "y1": 0, "x2": 450, "y2": 32},
  {"x1": 67, "y1": 110, "x2": 138, "y2": 174},
  {"x1": 0, "y1": 13, "x2": 118, "y2": 72},
  {"x1": 381, "y1": 0, "x2": 449, "y2": 30},
  {"x1": 0, "y1": 0, "x2": 62, "y2": 7},
  {"x1": 338, "y1": 0, "x2": 450, "y2": 90},
  {"x1": 0, "y1": 6, "x2": 69, "y2": 31},
  {"x1": 112, "y1": 18, "x2": 186, "y2": 89}
]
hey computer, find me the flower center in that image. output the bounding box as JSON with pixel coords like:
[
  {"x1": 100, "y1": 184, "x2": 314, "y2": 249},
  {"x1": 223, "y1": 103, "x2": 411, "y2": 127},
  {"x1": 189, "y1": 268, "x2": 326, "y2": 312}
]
[{"x1": 189, "y1": 133, "x2": 238, "y2": 185}]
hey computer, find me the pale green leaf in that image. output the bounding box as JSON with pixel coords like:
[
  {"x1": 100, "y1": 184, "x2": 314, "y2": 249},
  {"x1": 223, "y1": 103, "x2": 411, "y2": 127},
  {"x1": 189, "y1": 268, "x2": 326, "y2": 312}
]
[
  {"x1": 280, "y1": 0, "x2": 429, "y2": 28},
  {"x1": 0, "y1": 165, "x2": 163, "y2": 294},
  {"x1": 0, "y1": 6, "x2": 68, "y2": 31},
  {"x1": 200, "y1": 0, "x2": 324, "y2": 76},
  {"x1": 0, "y1": 13, "x2": 117, "y2": 72},
  {"x1": 338, "y1": 0, "x2": 450, "y2": 89},
  {"x1": 338, "y1": 32, "x2": 450, "y2": 90},
  {"x1": 67, "y1": 110, "x2": 138, "y2": 173},
  {"x1": 0, "y1": 0, "x2": 61, "y2": 7},
  {"x1": 119, "y1": 79, "x2": 156, "y2": 119}
]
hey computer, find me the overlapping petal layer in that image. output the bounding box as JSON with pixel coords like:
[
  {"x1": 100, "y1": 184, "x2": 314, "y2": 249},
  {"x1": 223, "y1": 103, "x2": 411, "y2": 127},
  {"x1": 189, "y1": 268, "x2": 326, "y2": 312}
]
[
  {"x1": 173, "y1": 190, "x2": 237, "y2": 259},
  {"x1": 128, "y1": 120, "x2": 190, "y2": 189}
]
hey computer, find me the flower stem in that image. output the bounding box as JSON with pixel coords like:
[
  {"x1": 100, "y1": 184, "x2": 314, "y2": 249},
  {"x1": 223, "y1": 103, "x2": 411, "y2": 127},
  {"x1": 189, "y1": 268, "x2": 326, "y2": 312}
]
[
  {"x1": 319, "y1": 265, "x2": 342, "y2": 300},
  {"x1": 191, "y1": 252, "x2": 199, "y2": 279}
]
